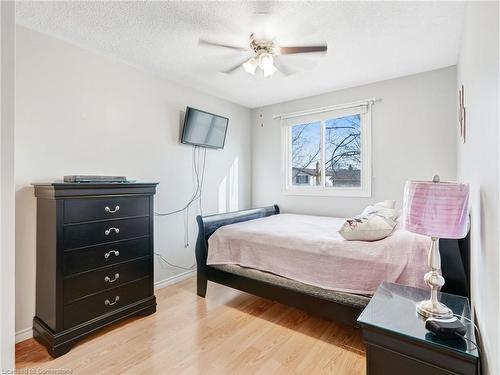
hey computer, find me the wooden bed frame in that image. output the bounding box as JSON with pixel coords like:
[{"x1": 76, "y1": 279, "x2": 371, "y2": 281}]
[{"x1": 195, "y1": 205, "x2": 471, "y2": 326}]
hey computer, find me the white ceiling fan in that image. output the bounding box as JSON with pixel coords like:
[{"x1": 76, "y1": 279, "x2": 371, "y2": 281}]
[{"x1": 198, "y1": 33, "x2": 327, "y2": 77}]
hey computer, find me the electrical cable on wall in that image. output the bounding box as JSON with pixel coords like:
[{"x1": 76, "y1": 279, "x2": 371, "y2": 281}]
[
  {"x1": 154, "y1": 145, "x2": 207, "y2": 269},
  {"x1": 153, "y1": 251, "x2": 195, "y2": 271},
  {"x1": 453, "y1": 314, "x2": 482, "y2": 375}
]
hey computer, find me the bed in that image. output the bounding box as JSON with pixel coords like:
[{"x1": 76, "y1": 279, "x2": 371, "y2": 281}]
[{"x1": 195, "y1": 205, "x2": 470, "y2": 326}]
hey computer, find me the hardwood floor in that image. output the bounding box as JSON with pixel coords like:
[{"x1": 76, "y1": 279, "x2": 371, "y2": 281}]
[{"x1": 16, "y1": 277, "x2": 366, "y2": 374}]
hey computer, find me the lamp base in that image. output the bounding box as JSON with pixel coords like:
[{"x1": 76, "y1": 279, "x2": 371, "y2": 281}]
[
  {"x1": 416, "y1": 237, "x2": 454, "y2": 319},
  {"x1": 416, "y1": 299, "x2": 453, "y2": 319}
]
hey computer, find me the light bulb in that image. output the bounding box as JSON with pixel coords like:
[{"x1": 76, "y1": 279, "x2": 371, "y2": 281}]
[
  {"x1": 242, "y1": 58, "x2": 257, "y2": 75},
  {"x1": 258, "y1": 53, "x2": 274, "y2": 69},
  {"x1": 263, "y1": 65, "x2": 278, "y2": 77}
]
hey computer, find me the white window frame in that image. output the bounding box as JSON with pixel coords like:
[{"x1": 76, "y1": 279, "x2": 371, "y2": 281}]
[{"x1": 281, "y1": 102, "x2": 372, "y2": 197}]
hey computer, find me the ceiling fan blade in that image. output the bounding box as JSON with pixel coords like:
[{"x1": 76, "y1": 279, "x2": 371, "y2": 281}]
[
  {"x1": 198, "y1": 39, "x2": 248, "y2": 51},
  {"x1": 274, "y1": 59, "x2": 295, "y2": 76},
  {"x1": 222, "y1": 64, "x2": 242, "y2": 74},
  {"x1": 221, "y1": 57, "x2": 251, "y2": 74},
  {"x1": 278, "y1": 45, "x2": 328, "y2": 55}
]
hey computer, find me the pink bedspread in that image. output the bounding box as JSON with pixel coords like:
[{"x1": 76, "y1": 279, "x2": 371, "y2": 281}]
[{"x1": 207, "y1": 213, "x2": 430, "y2": 295}]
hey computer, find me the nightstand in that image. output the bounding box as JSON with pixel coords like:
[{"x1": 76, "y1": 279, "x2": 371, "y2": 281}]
[{"x1": 357, "y1": 282, "x2": 479, "y2": 375}]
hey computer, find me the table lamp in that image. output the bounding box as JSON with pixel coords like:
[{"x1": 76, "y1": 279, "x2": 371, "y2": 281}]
[{"x1": 403, "y1": 175, "x2": 469, "y2": 318}]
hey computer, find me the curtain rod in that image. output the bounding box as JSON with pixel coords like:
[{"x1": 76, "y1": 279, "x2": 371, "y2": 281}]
[{"x1": 272, "y1": 97, "x2": 382, "y2": 120}]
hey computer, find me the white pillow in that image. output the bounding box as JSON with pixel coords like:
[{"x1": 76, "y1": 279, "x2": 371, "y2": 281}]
[
  {"x1": 338, "y1": 215, "x2": 397, "y2": 241},
  {"x1": 361, "y1": 200, "x2": 398, "y2": 221}
]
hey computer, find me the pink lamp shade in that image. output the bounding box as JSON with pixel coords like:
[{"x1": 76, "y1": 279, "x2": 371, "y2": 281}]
[{"x1": 403, "y1": 179, "x2": 470, "y2": 239}]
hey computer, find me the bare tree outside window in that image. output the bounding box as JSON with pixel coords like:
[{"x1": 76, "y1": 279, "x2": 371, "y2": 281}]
[
  {"x1": 290, "y1": 115, "x2": 361, "y2": 188},
  {"x1": 325, "y1": 114, "x2": 361, "y2": 187},
  {"x1": 291, "y1": 122, "x2": 321, "y2": 186}
]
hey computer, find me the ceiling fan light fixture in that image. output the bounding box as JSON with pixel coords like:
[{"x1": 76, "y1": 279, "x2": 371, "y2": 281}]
[
  {"x1": 242, "y1": 58, "x2": 258, "y2": 75},
  {"x1": 199, "y1": 34, "x2": 327, "y2": 78}
]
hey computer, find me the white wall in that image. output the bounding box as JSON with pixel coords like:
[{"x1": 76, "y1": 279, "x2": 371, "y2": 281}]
[
  {"x1": 15, "y1": 26, "x2": 252, "y2": 340},
  {"x1": 456, "y1": 2, "x2": 499, "y2": 374},
  {"x1": 252, "y1": 67, "x2": 458, "y2": 217},
  {"x1": 0, "y1": 1, "x2": 16, "y2": 369}
]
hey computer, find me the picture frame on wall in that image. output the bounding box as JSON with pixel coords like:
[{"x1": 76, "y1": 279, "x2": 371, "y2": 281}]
[{"x1": 458, "y1": 85, "x2": 466, "y2": 144}]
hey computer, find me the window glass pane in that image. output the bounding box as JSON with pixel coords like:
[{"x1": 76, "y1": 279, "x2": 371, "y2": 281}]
[
  {"x1": 291, "y1": 122, "x2": 321, "y2": 186},
  {"x1": 324, "y1": 114, "x2": 361, "y2": 187}
]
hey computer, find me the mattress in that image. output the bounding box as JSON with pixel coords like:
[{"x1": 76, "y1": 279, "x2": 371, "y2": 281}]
[{"x1": 207, "y1": 213, "x2": 430, "y2": 295}]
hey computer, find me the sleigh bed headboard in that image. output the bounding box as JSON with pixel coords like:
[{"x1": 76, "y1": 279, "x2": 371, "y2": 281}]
[
  {"x1": 439, "y1": 232, "x2": 471, "y2": 298},
  {"x1": 195, "y1": 205, "x2": 279, "y2": 266}
]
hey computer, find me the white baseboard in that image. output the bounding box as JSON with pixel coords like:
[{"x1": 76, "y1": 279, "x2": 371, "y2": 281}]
[
  {"x1": 15, "y1": 270, "x2": 196, "y2": 344},
  {"x1": 154, "y1": 269, "x2": 196, "y2": 290},
  {"x1": 15, "y1": 327, "x2": 33, "y2": 344}
]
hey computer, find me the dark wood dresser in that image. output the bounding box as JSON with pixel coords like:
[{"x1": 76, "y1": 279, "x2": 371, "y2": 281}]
[{"x1": 32, "y1": 182, "x2": 158, "y2": 357}]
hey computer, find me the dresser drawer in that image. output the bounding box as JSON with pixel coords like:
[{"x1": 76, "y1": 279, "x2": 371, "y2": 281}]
[
  {"x1": 63, "y1": 217, "x2": 150, "y2": 250},
  {"x1": 63, "y1": 277, "x2": 152, "y2": 329},
  {"x1": 64, "y1": 196, "x2": 149, "y2": 223},
  {"x1": 64, "y1": 257, "x2": 151, "y2": 303},
  {"x1": 63, "y1": 237, "x2": 150, "y2": 275}
]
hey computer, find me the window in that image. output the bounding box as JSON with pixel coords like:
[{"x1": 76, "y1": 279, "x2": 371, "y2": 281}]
[
  {"x1": 282, "y1": 103, "x2": 372, "y2": 197},
  {"x1": 295, "y1": 175, "x2": 310, "y2": 185}
]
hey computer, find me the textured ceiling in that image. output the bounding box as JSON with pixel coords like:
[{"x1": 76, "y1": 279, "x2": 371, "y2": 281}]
[{"x1": 16, "y1": 1, "x2": 465, "y2": 108}]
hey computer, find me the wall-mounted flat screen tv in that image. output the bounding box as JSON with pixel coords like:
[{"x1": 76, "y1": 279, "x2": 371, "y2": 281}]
[{"x1": 181, "y1": 107, "x2": 229, "y2": 149}]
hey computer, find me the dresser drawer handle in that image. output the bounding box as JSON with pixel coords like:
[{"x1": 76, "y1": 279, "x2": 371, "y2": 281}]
[
  {"x1": 104, "y1": 273, "x2": 120, "y2": 283},
  {"x1": 104, "y1": 296, "x2": 120, "y2": 306},
  {"x1": 104, "y1": 250, "x2": 119, "y2": 259},
  {"x1": 105, "y1": 205, "x2": 120, "y2": 214},
  {"x1": 104, "y1": 227, "x2": 120, "y2": 236}
]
